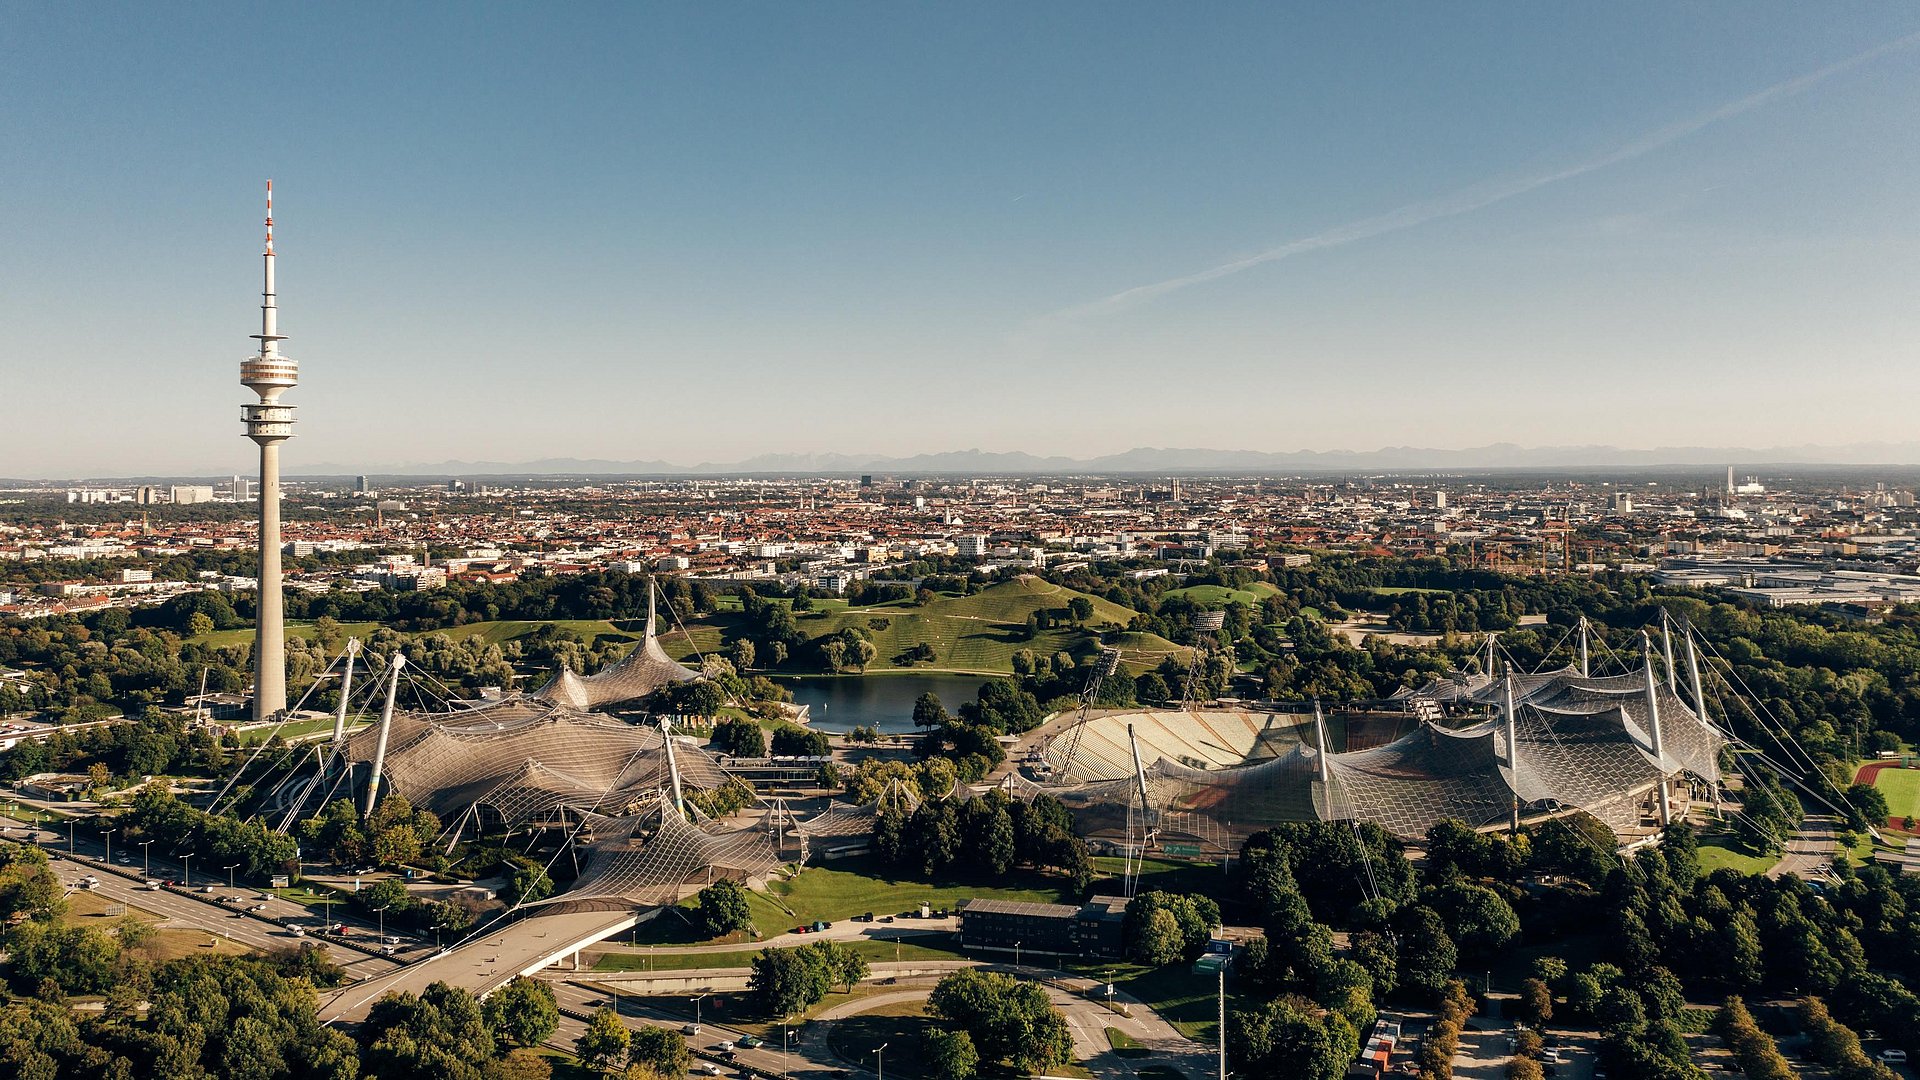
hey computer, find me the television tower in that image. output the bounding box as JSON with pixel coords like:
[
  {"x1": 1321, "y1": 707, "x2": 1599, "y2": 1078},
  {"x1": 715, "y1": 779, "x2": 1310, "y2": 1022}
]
[{"x1": 241, "y1": 181, "x2": 297, "y2": 720}]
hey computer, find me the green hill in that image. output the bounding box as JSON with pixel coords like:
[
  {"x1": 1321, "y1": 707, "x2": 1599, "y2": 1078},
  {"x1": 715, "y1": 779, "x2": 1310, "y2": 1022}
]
[
  {"x1": 1160, "y1": 581, "x2": 1281, "y2": 607},
  {"x1": 661, "y1": 577, "x2": 1145, "y2": 676}
]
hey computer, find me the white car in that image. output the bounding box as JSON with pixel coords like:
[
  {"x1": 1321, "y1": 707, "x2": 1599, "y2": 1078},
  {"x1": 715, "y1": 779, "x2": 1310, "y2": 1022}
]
[
  {"x1": 715, "y1": 1040, "x2": 735, "y2": 1052},
  {"x1": 682, "y1": 1023, "x2": 701, "y2": 1036},
  {"x1": 1882, "y1": 1049, "x2": 1907, "y2": 1064}
]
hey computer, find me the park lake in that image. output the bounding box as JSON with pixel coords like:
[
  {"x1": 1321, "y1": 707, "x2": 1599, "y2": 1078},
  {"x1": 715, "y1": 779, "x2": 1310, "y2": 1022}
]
[{"x1": 774, "y1": 673, "x2": 992, "y2": 734}]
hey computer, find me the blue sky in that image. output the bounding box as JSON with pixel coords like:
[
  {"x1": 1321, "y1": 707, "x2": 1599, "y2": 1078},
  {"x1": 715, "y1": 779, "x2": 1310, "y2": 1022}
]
[{"x1": 4, "y1": 4, "x2": 1918, "y2": 475}]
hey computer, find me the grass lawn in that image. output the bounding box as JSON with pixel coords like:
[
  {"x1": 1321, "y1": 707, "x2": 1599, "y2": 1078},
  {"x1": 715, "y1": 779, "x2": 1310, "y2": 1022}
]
[
  {"x1": 617, "y1": 984, "x2": 891, "y2": 1039},
  {"x1": 1160, "y1": 582, "x2": 1280, "y2": 607},
  {"x1": 1105, "y1": 1026, "x2": 1149, "y2": 1055},
  {"x1": 1697, "y1": 840, "x2": 1775, "y2": 876},
  {"x1": 754, "y1": 856, "x2": 1072, "y2": 937},
  {"x1": 1869, "y1": 765, "x2": 1920, "y2": 824},
  {"x1": 590, "y1": 936, "x2": 963, "y2": 973},
  {"x1": 196, "y1": 620, "x2": 381, "y2": 649},
  {"x1": 669, "y1": 578, "x2": 1144, "y2": 676},
  {"x1": 1088, "y1": 856, "x2": 1226, "y2": 898},
  {"x1": 1368, "y1": 586, "x2": 1448, "y2": 596},
  {"x1": 1063, "y1": 960, "x2": 1224, "y2": 1042},
  {"x1": 61, "y1": 888, "x2": 249, "y2": 962}
]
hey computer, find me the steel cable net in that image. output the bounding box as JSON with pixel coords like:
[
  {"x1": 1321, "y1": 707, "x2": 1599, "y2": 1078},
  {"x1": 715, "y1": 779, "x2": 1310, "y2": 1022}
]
[
  {"x1": 1026, "y1": 666, "x2": 1725, "y2": 844},
  {"x1": 1041, "y1": 708, "x2": 1312, "y2": 784},
  {"x1": 340, "y1": 697, "x2": 729, "y2": 825},
  {"x1": 565, "y1": 803, "x2": 782, "y2": 906},
  {"x1": 529, "y1": 589, "x2": 703, "y2": 711}
]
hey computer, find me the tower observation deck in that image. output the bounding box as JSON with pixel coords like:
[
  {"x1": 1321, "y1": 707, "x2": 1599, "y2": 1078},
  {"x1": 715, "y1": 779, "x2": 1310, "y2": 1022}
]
[{"x1": 243, "y1": 181, "x2": 296, "y2": 720}]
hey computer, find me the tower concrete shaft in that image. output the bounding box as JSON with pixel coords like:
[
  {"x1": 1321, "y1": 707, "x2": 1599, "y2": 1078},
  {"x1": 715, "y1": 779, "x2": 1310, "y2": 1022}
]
[{"x1": 242, "y1": 180, "x2": 297, "y2": 721}]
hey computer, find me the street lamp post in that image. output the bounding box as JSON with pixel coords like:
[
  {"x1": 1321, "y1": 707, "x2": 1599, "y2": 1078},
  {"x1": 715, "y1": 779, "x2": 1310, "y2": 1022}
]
[
  {"x1": 226, "y1": 863, "x2": 240, "y2": 891},
  {"x1": 103, "y1": 827, "x2": 114, "y2": 865},
  {"x1": 1014, "y1": 940, "x2": 1022, "y2": 969},
  {"x1": 67, "y1": 818, "x2": 74, "y2": 855},
  {"x1": 782, "y1": 1023, "x2": 791, "y2": 1079},
  {"x1": 374, "y1": 905, "x2": 387, "y2": 946},
  {"x1": 140, "y1": 840, "x2": 154, "y2": 877},
  {"x1": 874, "y1": 1041, "x2": 889, "y2": 1080},
  {"x1": 694, "y1": 991, "x2": 710, "y2": 1027},
  {"x1": 180, "y1": 852, "x2": 193, "y2": 887}
]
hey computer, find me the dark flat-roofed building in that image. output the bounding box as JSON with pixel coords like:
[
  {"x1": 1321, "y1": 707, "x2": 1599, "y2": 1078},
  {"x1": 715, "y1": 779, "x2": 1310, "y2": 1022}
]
[{"x1": 957, "y1": 894, "x2": 1129, "y2": 959}]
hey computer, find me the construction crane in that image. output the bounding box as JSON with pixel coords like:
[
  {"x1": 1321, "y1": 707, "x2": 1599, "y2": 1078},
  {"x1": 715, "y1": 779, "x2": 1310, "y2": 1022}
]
[{"x1": 1051, "y1": 647, "x2": 1122, "y2": 782}]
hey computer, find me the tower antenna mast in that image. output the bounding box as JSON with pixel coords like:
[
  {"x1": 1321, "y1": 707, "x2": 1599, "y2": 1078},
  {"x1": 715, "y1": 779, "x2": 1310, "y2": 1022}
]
[{"x1": 242, "y1": 180, "x2": 298, "y2": 721}]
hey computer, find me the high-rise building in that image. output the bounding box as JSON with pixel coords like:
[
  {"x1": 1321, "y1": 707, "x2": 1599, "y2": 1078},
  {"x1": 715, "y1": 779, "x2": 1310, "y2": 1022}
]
[
  {"x1": 355, "y1": 475, "x2": 371, "y2": 495},
  {"x1": 239, "y1": 181, "x2": 297, "y2": 721}
]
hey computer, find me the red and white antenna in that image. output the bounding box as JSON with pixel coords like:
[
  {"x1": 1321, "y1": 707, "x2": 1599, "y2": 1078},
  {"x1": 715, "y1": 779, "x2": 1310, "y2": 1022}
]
[{"x1": 264, "y1": 179, "x2": 275, "y2": 253}]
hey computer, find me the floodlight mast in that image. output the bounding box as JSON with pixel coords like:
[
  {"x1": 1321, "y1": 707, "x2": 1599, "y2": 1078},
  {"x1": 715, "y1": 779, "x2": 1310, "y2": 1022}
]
[{"x1": 363, "y1": 652, "x2": 406, "y2": 821}]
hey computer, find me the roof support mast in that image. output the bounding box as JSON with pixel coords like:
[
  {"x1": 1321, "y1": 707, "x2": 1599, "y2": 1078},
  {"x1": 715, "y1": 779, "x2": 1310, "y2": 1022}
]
[
  {"x1": 1577, "y1": 616, "x2": 1590, "y2": 678},
  {"x1": 1124, "y1": 723, "x2": 1153, "y2": 897},
  {"x1": 1312, "y1": 700, "x2": 1332, "y2": 788},
  {"x1": 1661, "y1": 610, "x2": 1678, "y2": 693},
  {"x1": 1504, "y1": 672, "x2": 1520, "y2": 835},
  {"x1": 363, "y1": 652, "x2": 406, "y2": 821},
  {"x1": 1640, "y1": 633, "x2": 1671, "y2": 826},
  {"x1": 1682, "y1": 624, "x2": 1721, "y2": 821},
  {"x1": 330, "y1": 638, "x2": 360, "y2": 745}
]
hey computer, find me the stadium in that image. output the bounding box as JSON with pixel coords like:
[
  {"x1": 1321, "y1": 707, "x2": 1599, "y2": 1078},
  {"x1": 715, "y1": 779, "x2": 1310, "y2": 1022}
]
[
  {"x1": 1015, "y1": 631, "x2": 1728, "y2": 852},
  {"x1": 265, "y1": 587, "x2": 789, "y2": 909}
]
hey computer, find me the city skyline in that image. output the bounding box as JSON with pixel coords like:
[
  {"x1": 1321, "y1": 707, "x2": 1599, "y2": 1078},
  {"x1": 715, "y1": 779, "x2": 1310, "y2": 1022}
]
[{"x1": 6, "y1": 5, "x2": 1920, "y2": 475}]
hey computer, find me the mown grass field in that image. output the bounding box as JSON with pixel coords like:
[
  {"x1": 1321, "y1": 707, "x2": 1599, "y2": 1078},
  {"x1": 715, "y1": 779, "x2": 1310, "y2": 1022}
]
[
  {"x1": 196, "y1": 621, "x2": 382, "y2": 649},
  {"x1": 661, "y1": 578, "x2": 1151, "y2": 676},
  {"x1": 753, "y1": 855, "x2": 1072, "y2": 936},
  {"x1": 61, "y1": 888, "x2": 249, "y2": 962},
  {"x1": 589, "y1": 935, "x2": 962, "y2": 972},
  {"x1": 1869, "y1": 765, "x2": 1920, "y2": 823},
  {"x1": 1160, "y1": 581, "x2": 1280, "y2": 607}
]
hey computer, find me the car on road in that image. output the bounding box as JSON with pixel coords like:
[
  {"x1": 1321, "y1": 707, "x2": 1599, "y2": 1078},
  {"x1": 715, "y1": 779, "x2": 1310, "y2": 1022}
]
[
  {"x1": 737, "y1": 1036, "x2": 763, "y2": 1049},
  {"x1": 116, "y1": 856, "x2": 132, "y2": 865},
  {"x1": 790, "y1": 925, "x2": 808, "y2": 934},
  {"x1": 381, "y1": 944, "x2": 399, "y2": 955},
  {"x1": 143, "y1": 880, "x2": 163, "y2": 890},
  {"x1": 715, "y1": 1041, "x2": 734, "y2": 1052},
  {"x1": 250, "y1": 903, "x2": 269, "y2": 912},
  {"x1": 696, "y1": 1066, "x2": 721, "y2": 1077},
  {"x1": 682, "y1": 1024, "x2": 701, "y2": 1036},
  {"x1": 1882, "y1": 1049, "x2": 1907, "y2": 1064},
  {"x1": 288, "y1": 926, "x2": 307, "y2": 936},
  {"x1": 200, "y1": 884, "x2": 218, "y2": 893}
]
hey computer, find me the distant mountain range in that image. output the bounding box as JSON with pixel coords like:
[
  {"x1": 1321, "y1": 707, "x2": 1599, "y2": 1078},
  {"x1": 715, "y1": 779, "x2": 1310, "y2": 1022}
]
[{"x1": 276, "y1": 441, "x2": 1920, "y2": 477}]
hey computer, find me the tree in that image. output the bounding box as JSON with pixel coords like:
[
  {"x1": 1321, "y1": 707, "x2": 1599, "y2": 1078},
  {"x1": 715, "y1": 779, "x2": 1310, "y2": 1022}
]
[
  {"x1": 362, "y1": 981, "x2": 497, "y2": 1080},
  {"x1": 484, "y1": 976, "x2": 558, "y2": 1049},
  {"x1": 1428, "y1": 881, "x2": 1519, "y2": 959},
  {"x1": 626, "y1": 1026, "x2": 691, "y2": 1080},
  {"x1": 575, "y1": 1007, "x2": 630, "y2": 1076},
  {"x1": 1138, "y1": 909, "x2": 1185, "y2": 966},
  {"x1": 711, "y1": 718, "x2": 766, "y2": 758},
  {"x1": 924, "y1": 1027, "x2": 979, "y2": 1080},
  {"x1": 928, "y1": 969, "x2": 1071, "y2": 1073},
  {"x1": 1231, "y1": 997, "x2": 1359, "y2": 1080},
  {"x1": 694, "y1": 879, "x2": 754, "y2": 938},
  {"x1": 750, "y1": 947, "x2": 829, "y2": 1016},
  {"x1": 504, "y1": 863, "x2": 553, "y2": 907},
  {"x1": 1068, "y1": 596, "x2": 1095, "y2": 623},
  {"x1": 1393, "y1": 905, "x2": 1458, "y2": 999},
  {"x1": 913, "y1": 692, "x2": 951, "y2": 729},
  {"x1": 1519, "y1": 978, "x2": 1554, "y2": 1030}
]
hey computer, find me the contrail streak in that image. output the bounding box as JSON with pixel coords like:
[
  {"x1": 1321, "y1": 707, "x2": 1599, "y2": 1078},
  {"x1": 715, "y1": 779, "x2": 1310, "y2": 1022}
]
[{"x1": 1048, "y1": 31, "x2": 1920, "y2": 321}]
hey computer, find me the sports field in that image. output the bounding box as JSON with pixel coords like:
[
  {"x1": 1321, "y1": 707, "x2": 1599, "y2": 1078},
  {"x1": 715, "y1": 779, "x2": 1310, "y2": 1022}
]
[
  {"x1": 1160, "y1": 581, "x2": 1281, "y2": 607},
  {"x1": 1865, "y1": 763, "x2": 1920, "y2": 823}
]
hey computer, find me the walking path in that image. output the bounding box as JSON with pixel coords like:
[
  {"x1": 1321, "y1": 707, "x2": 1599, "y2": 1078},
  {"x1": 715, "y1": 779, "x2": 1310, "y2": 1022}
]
[{"x1": 1767, "y1": 813, "x2": 1839, "y2": 879}]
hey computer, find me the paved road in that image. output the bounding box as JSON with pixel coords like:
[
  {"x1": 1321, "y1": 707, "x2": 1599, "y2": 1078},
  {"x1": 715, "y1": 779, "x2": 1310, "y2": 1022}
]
[
  {"x1": 320, "y1": 907, "x2": 638, "y2": 1024},
  {"x1": 1769, "y1": 813, "x2": 1840, "y2": 879},
  {"x1": 8, "y1": 815, "x2": 405, "y2": 982},
  {"x1": 549, "y1": 976, "x2": 843, "y2": 1078}
]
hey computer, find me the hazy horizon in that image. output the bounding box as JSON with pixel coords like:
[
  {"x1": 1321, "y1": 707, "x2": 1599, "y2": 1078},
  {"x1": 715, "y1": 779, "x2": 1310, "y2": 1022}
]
[{"x1": 6, "y1": 4, "x2": 1919, "y2": 475}]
